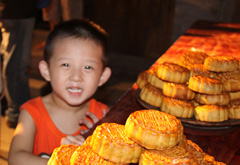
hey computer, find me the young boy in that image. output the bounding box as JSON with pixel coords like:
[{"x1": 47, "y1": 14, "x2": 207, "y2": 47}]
[{"x1": 8, "y1": 19, "x2": 112, "y2": 164}]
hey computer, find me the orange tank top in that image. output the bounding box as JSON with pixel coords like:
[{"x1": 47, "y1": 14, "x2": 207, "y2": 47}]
[{"x1": 20, "y1": 97, "x2": 108, "y2": 157}]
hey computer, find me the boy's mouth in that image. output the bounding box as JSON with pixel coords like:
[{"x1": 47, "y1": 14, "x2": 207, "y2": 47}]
[{"x1": 67, "y1": 87, "x2": 82, "y2": 93}]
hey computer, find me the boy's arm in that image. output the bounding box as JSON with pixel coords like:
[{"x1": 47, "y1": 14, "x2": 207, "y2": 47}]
[{"x1": 8, "y1": 109, "x2": 49, "y2": 165}]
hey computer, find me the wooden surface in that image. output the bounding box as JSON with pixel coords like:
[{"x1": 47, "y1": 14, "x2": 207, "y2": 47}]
[{"x1": 83, "y1": 20, "x2": 240, "y2": 164}]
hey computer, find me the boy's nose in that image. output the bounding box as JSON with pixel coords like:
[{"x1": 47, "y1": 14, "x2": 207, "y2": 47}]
[{"x1": 70, "y1": 69, "x2": 83, "y2": 81}]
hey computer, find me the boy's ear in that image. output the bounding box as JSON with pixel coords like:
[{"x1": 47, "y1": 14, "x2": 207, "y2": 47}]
[
  {"x1": 39, "y1": 60, "x2": 51, "y2": 81},
  {"x1": 98, "y1": 67, "x2": 112, "y2": 86}
]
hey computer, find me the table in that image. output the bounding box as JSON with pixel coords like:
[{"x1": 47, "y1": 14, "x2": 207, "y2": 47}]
[{"x1": 83, "y1": 20, "x2": 240, "y2": 164}]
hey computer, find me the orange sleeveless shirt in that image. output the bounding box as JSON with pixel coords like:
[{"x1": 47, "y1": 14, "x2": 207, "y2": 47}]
[{"x1": 20, "y1": 97, "x2": 108, "y2": 157}]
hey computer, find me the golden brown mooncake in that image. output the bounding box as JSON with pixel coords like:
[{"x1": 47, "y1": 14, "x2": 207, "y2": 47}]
[
  {"x1": 162, "y1": 82, "x2": 195, "y2": 100},
  {"x1": 139, "y1": 146, "x2": 198, "y2": 165},
  {"x1": 195, "y1": 92, "x2": 230, "y2": 106},
  {"x1": 204, "y1": 55, "x2": 239, "y2": 72},
  {"x1": 139, "y1": 83, "x2": 164, "y2": 107},
  {"x1": 216, "y1": 70, "x2": 240, "y2": 92},
  {"x1": 194, "y1": 105, "x2": 228, "y2": 122},
  {"x1": 188, "y1": 75, "x2": 223, "y2": 94},
  {"x1": 48, "y1": 145, "x2": 78, "y2": 165},
  {"x1": 70, "y1": 144, "x2": 118, "y2": 165},
  {"x1": 161, "y1": 96, "x2": 194, "y2": 118},
  {"x1": 180, "y1": 51, "x2": 209, "y2": 70},
  {"x1": 157, "y1": 62, "x2": 190, "y2": 84},
  {"x1": 136, "y1": 70, "x2": 149, "y2": 89},
  {"x1": 125, "y1": 110, "x2": 183, "y2": 150},
  {"x1": 229, "y1": 91, "x2": 240, "y2": 101},
  {"x1": 138, "y1": 136, "x2": 226, "y2": 165},
  {"x1": 228, "y1": 99, "x2": 240, "y2": 119},
  {"x1": 147, "y1": 69, "x2": 165, "y2": 89},
  {"x1": 189, "y1": 64, "x2": 216, "y2": 78},
  {"x1": 185, "y1": 139, "x2": 226, "y2": 165},
  {"x1": 90, "y1": 123, "x2": 142, "y2": 164}
]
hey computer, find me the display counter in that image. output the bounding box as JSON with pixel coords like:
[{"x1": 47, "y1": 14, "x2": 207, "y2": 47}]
[{"x1": 83, "y1": 20, "x2": 240, "y2": 164}]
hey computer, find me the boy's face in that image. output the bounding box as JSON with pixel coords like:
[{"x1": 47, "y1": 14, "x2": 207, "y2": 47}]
[{"x1": 42, "y1": 37, "x2": 111, "y2": 106}]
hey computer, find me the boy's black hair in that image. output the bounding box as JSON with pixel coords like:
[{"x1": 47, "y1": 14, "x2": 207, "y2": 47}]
[{"x1": 44, "y1": 19, "x2": 109, "y2": 68}]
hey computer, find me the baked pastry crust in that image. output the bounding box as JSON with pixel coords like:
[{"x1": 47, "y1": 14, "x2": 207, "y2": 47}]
[
  {"x1": 125, "y1": 110, "x2": 183, "y2": 150},
  {"x1": 228, "y1": 99, "x2": 240, "y2": 119},
  {"x1": 147, "y1": 69, "x2": 164, "y2": 89},
  {"x1": 184, "y1": 139, "x2": 225, "y2": 165},
  {"x1": 180, "y1": 51, "x2": 209, "y2": 70},
  {"x1": 157, "y1": 62, "x2": 190, "y2": 84},
  {"x1": 139, "y1": 136, "x2": 225, "y2": 165},
  {"x1": 48, "y1": 144, "x2": 78, "y2": 165},
  {"x1": 190, "y1": 64, "x2": 216, "y2": 78},
  {"x1": 188, "y1": 75, "x2": 223, "y2": 94},
  {"x1": 216, "y1": 70, "x2": 240, "y2": 92},
  {"x1": 70, "y1": 144, "x2": 117, "y2": 165},
  {"x1": 194, "y1": 105, "x2": 228, "y2": 122},
  {"x1": 136, "y1": 70, "x2": 149, "y2": 89},
  {"x1": 204, "y1": 56, "x2": 239, "y2": 72},
  {"x1": 90, "y1": 123, "x2": 142, "y2": 164},
  {"x1": 163, "y1": 82, "x2": 195, "y2": 100},
  {"x1": 229, "y1": 91, "x2": 240, "y2": 100},
  {"x1": 161, "y1": 97, "x2": 194, "y2": 118},
  {"x1": 139, "y1": 145, "x2": 198, "y2": 165},
  {"x1": 139, "y1": 83, "x2": 164, "y2": 107},
  {"x1": 195, "y1": 92, "x2": 230, "y2": 106}
]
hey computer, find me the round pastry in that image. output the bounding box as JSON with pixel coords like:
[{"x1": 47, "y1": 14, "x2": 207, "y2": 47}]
[
  {"x1": 147, "y1": 69, "x2": 164, "y2": 89},
  {"x1": 157, "y1": 62, "x2": 190, "y2": 84},
  {"x1": 136, "y1": 70, "x2": 149, "y2": 89},
  {"x1": 161, "y1": 97, "x2": 194, "y2": 118},
  {"x1": 228, "y1": 99, "x2": 240, "y2": 119},
  {"x1": 70, "y1": 144, "x2": 117, "y2": 165},
  {"x1": 48, "y1": 144, "x2": 78, "y2": 165},
  {"x1": 139, "y1": 83, "x2": 164, "y2": 107},
  {"x1": 188, "y1": 75, "x2": 223, "y2": 94},
  {"x1": 185, "y1": 139, "x2": 218, "y2": 165},
  {"x1": 216, "y1": 70, "x2": 240, "y2": 92},
  {"x1": 189, "y1": 64, "x2": 216, "y2": 78},
  {"x1": 90, "y1": 123, "x2": 142, "y2": 164},
  {"x1": 195, "y1": 92, "x2": 230, "y2": 106},
  {"x1": 139, "y1": 137, "x2": 225, "y2": 165},
  {"x1": 162, "y1": 82, "x2": 195, "y2": 100},
  {"x1": 125, "y1": 110, "x2": 183, "y2": 150},
  {"x1": 194, "y1": 105, "x2": 228, "y2": 122},
  {"x1": 180, "y1": 51, "x2": 209, "y2": 70},
  {"x1": 139, "y1": 145, "x2": 198, "y2": 165},
  {"x1": 204, "y1": 55, "x2": 239, "y2": 72},
  {"x1": 229, "y1": 91, "x2": 240, "y2": 100}
]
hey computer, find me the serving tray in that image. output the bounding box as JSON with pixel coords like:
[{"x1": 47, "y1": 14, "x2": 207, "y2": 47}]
[{"x1": 136, "y1": 89, "x2": 240, "y2": 128}]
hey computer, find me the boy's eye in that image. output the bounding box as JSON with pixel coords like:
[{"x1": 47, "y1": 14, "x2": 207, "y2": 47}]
[
  {"x1": 85, "y1": 65, "x2": 93, "y2": 69},
  {"x1": 62, "y1": 63, "x2": 69, "y2": 67}
]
